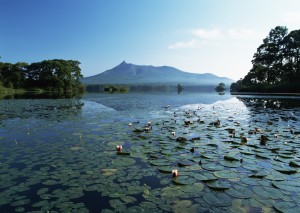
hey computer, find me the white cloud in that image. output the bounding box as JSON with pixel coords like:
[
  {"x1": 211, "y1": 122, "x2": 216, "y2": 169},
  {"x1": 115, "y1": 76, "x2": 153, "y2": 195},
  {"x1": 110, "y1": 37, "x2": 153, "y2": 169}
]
[
  {"x1": 227, "y1": 28, "x2": 260, "y2": 40},
  {"x1": 192, "y1": 28, "x2": 223, "y2": 40},
  {"x1": 168, "y1": 39, "x2": 207, "y2": 49},
  {"x1": 169, "y1": 27, "x2": 263, "y2": 50}
]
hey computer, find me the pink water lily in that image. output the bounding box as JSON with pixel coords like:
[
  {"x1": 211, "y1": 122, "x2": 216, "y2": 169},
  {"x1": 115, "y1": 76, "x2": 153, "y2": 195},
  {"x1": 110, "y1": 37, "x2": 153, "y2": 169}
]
[
  {"x1": 172, "y1": 169, "x2": 178, "y2": 177},
  {"x1": 116, "y1": 145, "x2": 122, "y2": 152}
]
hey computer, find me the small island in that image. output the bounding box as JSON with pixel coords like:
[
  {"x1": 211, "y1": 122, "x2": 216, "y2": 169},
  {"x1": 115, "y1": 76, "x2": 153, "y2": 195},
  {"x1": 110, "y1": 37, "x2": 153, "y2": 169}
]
[{"x1": 215, "y1": 83, "x2": 226, "y2": 92}]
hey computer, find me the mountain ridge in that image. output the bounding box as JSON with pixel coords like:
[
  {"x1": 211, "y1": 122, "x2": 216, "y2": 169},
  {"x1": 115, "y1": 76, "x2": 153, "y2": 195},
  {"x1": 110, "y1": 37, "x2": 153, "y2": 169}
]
[{"x1": 82, "y1": 61, "x2": 234, "y2": 85}]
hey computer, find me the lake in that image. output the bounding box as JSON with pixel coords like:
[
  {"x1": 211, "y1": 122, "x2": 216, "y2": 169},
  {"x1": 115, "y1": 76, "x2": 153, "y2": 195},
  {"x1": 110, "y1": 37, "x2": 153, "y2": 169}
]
[{"x1": 1, "y1": 92, "x2": 300, "y2": 212}]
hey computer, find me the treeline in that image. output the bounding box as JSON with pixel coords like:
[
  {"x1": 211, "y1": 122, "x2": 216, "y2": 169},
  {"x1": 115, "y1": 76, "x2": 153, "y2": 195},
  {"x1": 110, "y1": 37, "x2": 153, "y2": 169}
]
[
  {"x1": 85, "y1": 84, "x2": 217, "y2": 93},
  {"x1": 231, "y1": 26, "x2": 300, "y2": 92},
  {"x1": 0, "y1": 59, "x2": 84, "y2": 93}
]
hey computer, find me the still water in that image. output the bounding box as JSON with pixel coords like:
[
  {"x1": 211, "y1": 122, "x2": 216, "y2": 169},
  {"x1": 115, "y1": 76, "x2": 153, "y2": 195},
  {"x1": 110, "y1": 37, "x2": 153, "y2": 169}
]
[{"x1": 0, "y1": 92, "x2": 300, "y2": 212}]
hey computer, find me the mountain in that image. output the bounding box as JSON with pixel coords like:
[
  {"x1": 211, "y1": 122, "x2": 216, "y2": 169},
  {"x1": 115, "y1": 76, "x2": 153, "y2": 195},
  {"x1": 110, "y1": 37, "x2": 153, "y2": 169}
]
[{"x1": 82, "y1": 61, "x2": 234, "y2": 85}]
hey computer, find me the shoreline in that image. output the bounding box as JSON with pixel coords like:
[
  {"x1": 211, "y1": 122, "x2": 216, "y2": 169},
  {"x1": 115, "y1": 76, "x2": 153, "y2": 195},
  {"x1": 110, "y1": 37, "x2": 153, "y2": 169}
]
[{"x1": 230, "y1": 92, "x2": 300, "y2": 96}]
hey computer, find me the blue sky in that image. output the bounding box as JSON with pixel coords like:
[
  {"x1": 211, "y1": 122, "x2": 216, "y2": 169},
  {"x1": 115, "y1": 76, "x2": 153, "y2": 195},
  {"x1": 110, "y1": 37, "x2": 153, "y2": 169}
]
[{"x1": 1, "y1": 0, "x2": 300, "y2": 80}]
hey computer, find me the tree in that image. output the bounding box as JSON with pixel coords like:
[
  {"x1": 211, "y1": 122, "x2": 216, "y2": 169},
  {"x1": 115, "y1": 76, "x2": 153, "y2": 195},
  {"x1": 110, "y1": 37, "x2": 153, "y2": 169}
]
[
  {"x1": 250, "y1": 26, "x2": 288, "y2": 84},
  {"x1": 215, "y1": 83, "x2": 226, "y2": 92}
]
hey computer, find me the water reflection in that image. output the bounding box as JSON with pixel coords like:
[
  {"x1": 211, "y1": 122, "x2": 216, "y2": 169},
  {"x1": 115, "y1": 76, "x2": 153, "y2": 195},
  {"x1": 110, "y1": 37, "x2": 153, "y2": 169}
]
[
  {"x1": 0, "y1": 92, "x2": 83, "y2": 100},
  {"x1": 0, "y1": 99, "x2": 84, "y2": 121},
  {"x1": 83, "y1": 92, "x2": 233, "y2": 112},
  {"x1": 236, "y1": 96, "x2": 300, "y2": 109}
]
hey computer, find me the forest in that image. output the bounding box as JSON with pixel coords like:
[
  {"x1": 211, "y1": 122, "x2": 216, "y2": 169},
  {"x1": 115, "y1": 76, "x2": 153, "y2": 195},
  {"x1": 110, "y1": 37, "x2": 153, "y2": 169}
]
[
  {"x1": 0, "y1": 59, "x2": 84, "y2": 93},
  {"x1": 231, "y1": 26, "x2": 300, "y2": 93}
]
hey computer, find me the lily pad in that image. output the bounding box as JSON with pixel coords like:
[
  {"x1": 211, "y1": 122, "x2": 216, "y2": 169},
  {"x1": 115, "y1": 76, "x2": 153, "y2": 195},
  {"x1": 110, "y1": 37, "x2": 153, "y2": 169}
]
[
  {"x1": 172, "y1": 176, "x2": 196, "y2": 185},
  {"x1": 194, "y1": 173, "x2": 217, "y2": 182},
  {"x1": 272, "y1": 181, "x2": 300, "y2": 192},
  {"x1": 201, "y1": 163, "x2": 224, "y2": 171},
  {"x1": 225, "y1": 184, "x2": 253, "y2": 199},
  {"x1": 214, "y1": 170, "x2": 238, "y2": 179},
  {"x1": 178, "y1": 160, "x2": 194, "y2": 167},
  {"x1": 203, "y1": 192, "x2": 232, "y2": 207},
  {"x1": 207, "y1": 180, "x2": 231, "y2": 190},
  {"x1": 112, "y1": 158, "x2": 136, "y2": 166},
  {"x1": 158, "y1": 166, "x2": 174, "y2": 173},
  {"x1": 273, "y1": 201, "x2": 300, "y2": 213}
]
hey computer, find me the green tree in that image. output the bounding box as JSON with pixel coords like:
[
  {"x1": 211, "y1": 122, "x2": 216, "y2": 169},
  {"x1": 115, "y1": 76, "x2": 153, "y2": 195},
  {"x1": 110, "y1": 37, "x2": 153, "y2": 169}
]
[
  {"x1": 215, "y1": 83, "x2": 226, "y2": 92},
  {"x1": 282, "y1": 29, "x2": 300, "y2": 82},
  {"x1": 250, "y1": 26, "x2": 288, "y2": 84}
]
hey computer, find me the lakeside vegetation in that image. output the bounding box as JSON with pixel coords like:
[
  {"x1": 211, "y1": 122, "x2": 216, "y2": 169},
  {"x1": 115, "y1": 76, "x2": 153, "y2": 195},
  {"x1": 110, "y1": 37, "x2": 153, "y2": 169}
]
[
  {"x1": 0, "y1": 59, "x2": 84, "y2": 95},
  {"x1": 215, "y1": 83, "x2": 226, "y2": 92},
  {"x1": 231, "y1": 26, "x2": 300, "y2": 93}
]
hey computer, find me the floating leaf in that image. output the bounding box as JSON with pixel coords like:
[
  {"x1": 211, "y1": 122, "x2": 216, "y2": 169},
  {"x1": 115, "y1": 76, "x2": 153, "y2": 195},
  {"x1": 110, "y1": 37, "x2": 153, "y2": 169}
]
[
  {"x1": 201, "y1": 163, "x2": 224, "y2": 171},
  {"x1": 272, "y1": 181, "x2": 300, "y2": 192},
  {"x1": 226, "y1": 185, "x2": 253, "y2": 199},
  {"x1": 214, "y1": 170, "x2": 238, "y2": 179},
  {"x1": 158, "y1": 166, "x2": 174, "y2": 173},
  {"x1": 172, "y1": 176, "x2": 196, "y2": 185},
  {"x1": 194, "y1": 173, "x2": 217, "y2": 182},
  {"x1": 273, "y1": 201, "x2": 300, "y2": 213},
  {"x1": 178, "y1": 160, "x2": 194, "y2": 167},
  {"x1": 203, "y1": 192, "x2": 231, "y2": 207},
  {"x1": 207, "y1": 180, "x2": 231, "y2": 190}
]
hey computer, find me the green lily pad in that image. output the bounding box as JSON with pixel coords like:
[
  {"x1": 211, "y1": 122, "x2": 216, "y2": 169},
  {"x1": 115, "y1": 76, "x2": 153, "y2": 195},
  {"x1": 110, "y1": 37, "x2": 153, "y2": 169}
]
[
  {"x1": 225, "y1": 184, "x2": 253, "y2": 199},
  {"x1": 272, "y1": 181, "x2": 300, "y2": 192},
  {"x1": 178, "y1": 160, "x2": 194, "y2": 167},
  {"x1": 158, "y1": 166, "x2": 174, "y2": 173},
  {"x1": 214, "y1": 170, "x2": 238, "y2": 179},
  {"x1": 194, "y1": 172, "x2": 217, "y2": 182},
  {"x1": 252, "y1": 186, "x2": 269, "y2": 198},
  {"x1": 112, "y1": 157, "x2": 136, "y2": 166},
  {"x1": 201, "y1": 163, "x2": 224, "y2": 171},
  {"x1": 273, "y1": 201, "x2": 300, "y2": 213},
  {"x1": 149, "y1": 159, "x2": 171, "y2": 166},
  {"x1": 265, "y1": 171, "x2": 286, "y2": 181},
  {"x1": 172, "y1": 176, "x2": 196, "y2": 185},
  {"x1": 240, "y1": 177, "x2": 261, "y2": 186},
  {"x1": 272, "y1": 165, "x2": 297, "y2": 174},
  {"x1": 207, "y1": 180, "x2": 231, "y2": 190},
  {"x1": 219, "y1": 160, "x2": 241, "y2": 168},
  {"x1": 203, "y1": 192, "x2": 232, "y2": 207},
  {"x1": 242, "y1": 163, "x2": 264, "y2": 171}
]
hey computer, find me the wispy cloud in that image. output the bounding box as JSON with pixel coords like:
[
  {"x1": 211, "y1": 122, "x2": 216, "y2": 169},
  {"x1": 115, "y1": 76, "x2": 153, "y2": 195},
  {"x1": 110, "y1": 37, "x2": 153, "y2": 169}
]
[
  {"x1": 169, "y1": 27, "x2": 263, "y2": 49},
  {"x1": 168, "y1": 39, "x2": 207, "y2": 49},
  {"x1": 192, "y1": 28, "x2": 223, "y2": 40}
]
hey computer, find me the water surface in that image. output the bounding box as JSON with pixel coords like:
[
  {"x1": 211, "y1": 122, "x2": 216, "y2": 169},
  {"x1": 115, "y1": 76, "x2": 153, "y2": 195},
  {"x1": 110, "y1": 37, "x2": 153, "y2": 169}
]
[{"x1": 1, "y1": 92, "x2": 300, "y2": 212}]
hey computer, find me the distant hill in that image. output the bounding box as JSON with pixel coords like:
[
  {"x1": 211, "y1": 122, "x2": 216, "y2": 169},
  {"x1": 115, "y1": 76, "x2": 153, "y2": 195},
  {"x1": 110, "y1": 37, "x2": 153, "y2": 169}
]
[{"x1": 82, "y1": 61, "x2": 234, "y2": 85}]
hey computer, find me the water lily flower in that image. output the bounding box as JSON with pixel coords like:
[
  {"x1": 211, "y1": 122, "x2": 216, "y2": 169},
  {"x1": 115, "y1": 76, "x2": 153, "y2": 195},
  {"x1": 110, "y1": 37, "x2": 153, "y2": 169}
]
[
  {"x1": 172, "y1": 169, "x2": 178, "y2": 177},
  {"x1": 116, "y1": 145, "x2": 122, "y2": 152}
]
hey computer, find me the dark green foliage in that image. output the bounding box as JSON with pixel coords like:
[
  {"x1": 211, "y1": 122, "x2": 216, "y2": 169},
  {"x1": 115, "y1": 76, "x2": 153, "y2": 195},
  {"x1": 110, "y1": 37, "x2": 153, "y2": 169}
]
[
  {"x1": 231, "y1": 26, "x2": 300, "y2": 92},
  {"x1": 215, "y1": 83, "x2": 226, "y2": 92},
  {"x1": 0, "y1": 59, "x2": 83, "y2": 92}
]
